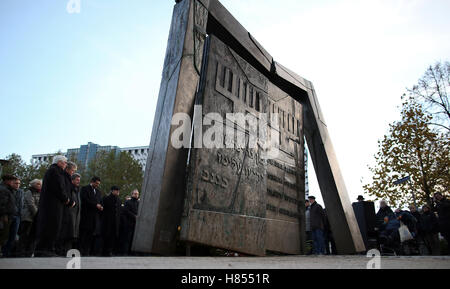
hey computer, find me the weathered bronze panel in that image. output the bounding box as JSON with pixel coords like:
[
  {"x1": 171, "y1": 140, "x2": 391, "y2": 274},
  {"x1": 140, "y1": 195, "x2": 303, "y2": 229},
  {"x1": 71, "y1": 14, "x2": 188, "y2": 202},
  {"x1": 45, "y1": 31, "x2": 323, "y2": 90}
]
[
  {"x1": 133, "y1": 0, "x2": 365, "y2": 256},
  {"x1": 179, "y1": 35, "x2": 305, "y2": 256},
  {"x1": 132, "y1": 0, "x2": 209, "y2": 255}
]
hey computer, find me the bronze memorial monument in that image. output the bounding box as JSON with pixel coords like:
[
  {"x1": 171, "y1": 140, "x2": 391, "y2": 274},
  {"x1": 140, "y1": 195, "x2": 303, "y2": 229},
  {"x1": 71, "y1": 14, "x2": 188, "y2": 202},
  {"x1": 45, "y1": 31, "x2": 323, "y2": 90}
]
[{"x1": 132, "y1": 0, "x2": 365, "y2": 256}]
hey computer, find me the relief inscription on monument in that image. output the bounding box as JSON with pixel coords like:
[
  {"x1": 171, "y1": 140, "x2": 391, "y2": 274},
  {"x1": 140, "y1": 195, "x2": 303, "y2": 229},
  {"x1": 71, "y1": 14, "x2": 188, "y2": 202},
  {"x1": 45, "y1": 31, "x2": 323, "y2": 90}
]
[{"x1": 179, "y1": 35, "x2": 305, "y2": 256}]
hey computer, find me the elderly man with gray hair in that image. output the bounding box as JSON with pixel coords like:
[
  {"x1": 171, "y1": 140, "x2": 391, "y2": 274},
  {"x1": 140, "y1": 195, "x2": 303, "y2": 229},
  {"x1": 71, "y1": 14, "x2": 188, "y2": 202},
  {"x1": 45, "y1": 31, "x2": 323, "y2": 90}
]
[
  {"x1": 57, "y1": 163, "x2": 81, "y2": 255},
  {"x1": 35, "y1": 155, "x2": 76, "y2": 257},
  {"x1": 375, "y1": 199, "x2": 394, "y2": 231}
]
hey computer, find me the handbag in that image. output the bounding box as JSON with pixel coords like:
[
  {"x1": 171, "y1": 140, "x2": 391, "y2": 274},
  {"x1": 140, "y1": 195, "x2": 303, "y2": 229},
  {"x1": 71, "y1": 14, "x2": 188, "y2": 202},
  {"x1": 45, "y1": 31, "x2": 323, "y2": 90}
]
[{"x1": 398, "y1": 221, "x2": 413, "y2": 242}]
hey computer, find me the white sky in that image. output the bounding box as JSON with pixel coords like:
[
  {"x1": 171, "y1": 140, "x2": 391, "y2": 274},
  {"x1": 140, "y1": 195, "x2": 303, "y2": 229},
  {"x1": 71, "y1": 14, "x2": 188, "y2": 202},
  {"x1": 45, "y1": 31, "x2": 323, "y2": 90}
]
[{"x1": 1, "y1": 0, "x2": 449, "y2": 208}]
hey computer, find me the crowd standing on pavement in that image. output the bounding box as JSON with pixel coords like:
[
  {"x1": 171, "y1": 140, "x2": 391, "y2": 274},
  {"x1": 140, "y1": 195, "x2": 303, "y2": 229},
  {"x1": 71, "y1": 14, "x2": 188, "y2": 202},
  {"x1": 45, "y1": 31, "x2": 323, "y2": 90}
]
[
  {"x1": 374, "y1": 194, "x2": 450, "y2": 255},
  {"x1": 1, "y1": 155, "x2": 449, "y2": 257},
  {"x1": 305, "y1": 193, "x2": 450, "y2": 256},
  {"x1": 0, "y1": 155, "x2": 140, "y2": 257}
]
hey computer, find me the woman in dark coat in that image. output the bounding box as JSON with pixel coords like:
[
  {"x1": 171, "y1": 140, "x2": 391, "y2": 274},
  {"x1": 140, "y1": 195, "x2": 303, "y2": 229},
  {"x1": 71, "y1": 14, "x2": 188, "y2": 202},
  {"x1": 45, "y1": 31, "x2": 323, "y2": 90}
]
[
  {"x1": 101, "y1": 186, "x2": 121, "y2": 256},
  {"x1": 35, "y1": 156, "x2": 74, "y2": 257}
]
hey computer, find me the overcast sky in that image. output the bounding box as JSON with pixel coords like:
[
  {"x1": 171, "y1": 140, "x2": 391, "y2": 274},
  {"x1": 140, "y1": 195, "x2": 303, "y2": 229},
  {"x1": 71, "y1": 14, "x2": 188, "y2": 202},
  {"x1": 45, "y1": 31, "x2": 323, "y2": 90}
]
[{"x1": 1, "y1": 0, "x2": 449, "y2": 207}]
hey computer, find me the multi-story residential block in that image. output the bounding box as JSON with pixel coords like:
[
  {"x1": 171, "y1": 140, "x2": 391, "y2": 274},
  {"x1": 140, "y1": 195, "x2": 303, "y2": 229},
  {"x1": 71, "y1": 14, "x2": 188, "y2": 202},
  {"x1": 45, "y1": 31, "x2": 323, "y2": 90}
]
[{"x1": 32, "y1": 142, "x2": 150, "y2": 171}]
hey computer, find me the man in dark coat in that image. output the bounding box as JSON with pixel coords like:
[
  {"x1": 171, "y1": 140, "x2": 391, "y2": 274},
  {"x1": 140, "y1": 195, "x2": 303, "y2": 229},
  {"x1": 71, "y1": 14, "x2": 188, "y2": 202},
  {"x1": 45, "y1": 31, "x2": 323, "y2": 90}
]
[
  {"x1": 421, "y1": 204, "x2": 440, "y2": 255},
  {"x1": 79, "y1": 176, "x2": 103, "y2": 256},
  {"x1": 433, "y1": 192, "x2": 450, "y2": 249},
  {"x1": 101, "y1": 186, "x2": 121, "y2": 256},
  {"x1": 119, "y1": 189, "x2": 139, "y2": 255},
  {"x1": 70, "y1": 174, "x2": 82, "y2": 249},
  {"x1": 57, "y1": 163, "x2": 80, "y2": 255},
  {"x1": 375, "y1": 200, "x2": 394, "y2": 230},
  {"x1": 308, "y1": 196, "x2": 326, "y2": 255},
  {"x1": 0, "y1": 175, "x2": 18, "y2": 254},
  {"x1": 1, "y1": 175, "x2": 23, "y2": 257},
  {"x1": 35, "y1": 156, "x2": 75, "y2": 257},
  {"x1": 409, "y1": 205, "x2": 422, "y2": 233}
]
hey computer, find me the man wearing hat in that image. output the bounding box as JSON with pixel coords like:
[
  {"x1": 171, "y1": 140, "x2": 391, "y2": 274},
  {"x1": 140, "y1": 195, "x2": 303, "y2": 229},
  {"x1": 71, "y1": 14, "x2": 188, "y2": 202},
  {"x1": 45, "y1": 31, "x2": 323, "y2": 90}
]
[
  {"x1": 357, "y1": 195, "x2": 365, "y2": 202},
  {"x1": 308, "y1": 196, "x2": 327, "y2": 255}
]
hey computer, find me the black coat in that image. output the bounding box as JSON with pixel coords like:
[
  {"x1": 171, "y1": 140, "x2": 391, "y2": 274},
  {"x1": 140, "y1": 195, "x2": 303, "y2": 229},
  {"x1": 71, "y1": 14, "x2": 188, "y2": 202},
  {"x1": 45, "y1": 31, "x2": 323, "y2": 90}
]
[
  {"x1": 309, "y1": 202, "x2": 326, "y2": 231},
  {"x1": 79, "y1": 185, "x2": 103, "y2": 234},
  {"x1": 36, "y1": 164, "x2": 72, "y2": 246},
  {"x1": 421, "y1": 211, "x2": 439, "y2": 235},
  {"x1": 434, "y1": 197, "x2": 450, "y2": 231},
  {"x1": 0, "y1": 183, "x2": 15, "y2": 217},
  {"x1": 101, "y1": 193, "x2": 121, "y2": 239},
  {"x1": 396, "y1": 210, "x2": 417, "y2": 234},
  {"x1": 411, "y1": 211, "x2": 422, "y2": 231},
  {"x1": 375, "y1": 206, "x2": 394, "y2": 228},
  {"x1": 122, "y1": 198, "x2": 139, "y2": 229},
  {"x1": 60, "y1": 176, "x2": 81, "y2": 240}
]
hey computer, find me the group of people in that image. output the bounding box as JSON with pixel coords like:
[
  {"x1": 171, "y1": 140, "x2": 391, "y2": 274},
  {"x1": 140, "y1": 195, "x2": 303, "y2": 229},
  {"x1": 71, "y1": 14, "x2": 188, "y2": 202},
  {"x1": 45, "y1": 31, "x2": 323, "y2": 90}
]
[
  {"x1": 0, "y1": 155, "x2": 140, "y2": 257},
  {"x1": 374, "y1": 194, "x2": 450, "y2": 255},
  {"x1": 304, "y1": 193, "x2": 450, "y2": 256},
  {"x1": 2, "y1": 155, "x2": 449, "y2": 258}
]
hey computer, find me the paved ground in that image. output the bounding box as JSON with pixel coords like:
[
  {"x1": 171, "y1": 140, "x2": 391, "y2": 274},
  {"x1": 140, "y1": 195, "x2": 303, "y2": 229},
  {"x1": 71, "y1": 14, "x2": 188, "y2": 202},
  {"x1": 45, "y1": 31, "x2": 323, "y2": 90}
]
[{"x1": 1, "y1": 255, "x2": 450, "y2": 269}]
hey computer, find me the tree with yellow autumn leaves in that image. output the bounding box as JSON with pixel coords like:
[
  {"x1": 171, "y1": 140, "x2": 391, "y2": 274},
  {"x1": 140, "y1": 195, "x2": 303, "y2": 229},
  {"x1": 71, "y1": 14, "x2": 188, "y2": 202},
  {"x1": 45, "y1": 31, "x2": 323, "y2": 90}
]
[{"x1": 364, "y1": 62, "x2": 449, "y2": 209}]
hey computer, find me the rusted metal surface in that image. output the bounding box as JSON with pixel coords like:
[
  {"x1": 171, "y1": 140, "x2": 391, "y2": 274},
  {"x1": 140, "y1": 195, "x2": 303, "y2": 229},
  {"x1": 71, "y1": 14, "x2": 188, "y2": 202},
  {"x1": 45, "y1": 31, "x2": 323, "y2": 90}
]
[
  {"x1": 179, "y1": 36, "x2": 305, "y2": 255},
  {"x1": 133, "y1": 0, "x2": 365, "y2": 256}
]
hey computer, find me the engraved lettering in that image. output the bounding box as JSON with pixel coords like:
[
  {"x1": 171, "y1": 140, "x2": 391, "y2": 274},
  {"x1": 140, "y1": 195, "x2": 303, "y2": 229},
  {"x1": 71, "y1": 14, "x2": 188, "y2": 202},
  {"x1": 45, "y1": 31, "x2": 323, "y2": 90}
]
[
  {"x1": 200, "y1": 169, "x2": 229, "y2": 189},
  {"x1": 222, "y1": 177, "x2": 228, "y2": 189},
  {"x1": 266, "y1": 204, "x2": 277, "y2": 212},
  {"x1": 279, "y1": 208, "x2": 300, "y2": 219},
  {"x1": 267, "y1": 188, "x2": 300, "y2": 205},
  {"x1": 267, "y1": 174, "x2": 298, "y2": 190},
  {"x1": 267, "y1": 159, "x2": 297, "y2": 176},
  {"x1": 201, "y1": 170, "x2": 209, "y2": 182}
]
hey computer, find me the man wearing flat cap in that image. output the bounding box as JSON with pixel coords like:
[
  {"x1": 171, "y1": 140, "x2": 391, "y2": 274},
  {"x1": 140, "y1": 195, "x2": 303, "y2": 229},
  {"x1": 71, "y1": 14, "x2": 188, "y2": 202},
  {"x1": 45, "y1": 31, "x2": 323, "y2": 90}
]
[{"x1": 308, "y1": 196, "x2": 327, "y2": 255}]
